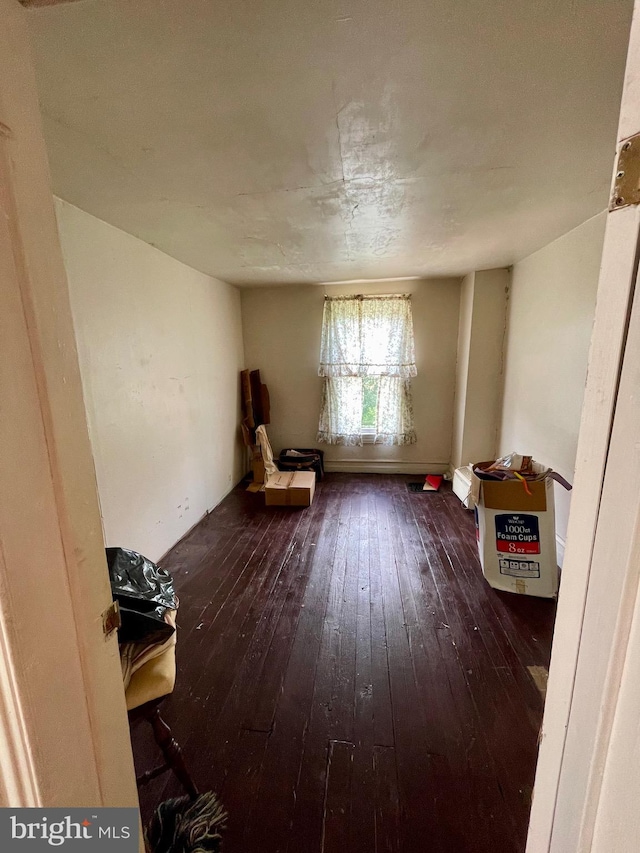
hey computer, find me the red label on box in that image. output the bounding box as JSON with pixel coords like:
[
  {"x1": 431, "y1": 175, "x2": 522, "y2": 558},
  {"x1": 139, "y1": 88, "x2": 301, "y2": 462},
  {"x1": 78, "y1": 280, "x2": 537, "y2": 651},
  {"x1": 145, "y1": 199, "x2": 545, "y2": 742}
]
[{"x1": 496, "y1": 539, "x2": 540, "y2": 555}]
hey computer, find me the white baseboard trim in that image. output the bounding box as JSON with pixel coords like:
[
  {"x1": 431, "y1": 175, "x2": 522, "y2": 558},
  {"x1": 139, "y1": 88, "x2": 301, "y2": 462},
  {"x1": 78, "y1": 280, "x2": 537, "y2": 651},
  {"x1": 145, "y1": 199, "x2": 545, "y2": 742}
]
[
  {"x1": 323, "y1": 460, "x2": 450, "y2": 475},
  {"x1": 556, "y1": 533, "x2": 566, "y2": 568}
]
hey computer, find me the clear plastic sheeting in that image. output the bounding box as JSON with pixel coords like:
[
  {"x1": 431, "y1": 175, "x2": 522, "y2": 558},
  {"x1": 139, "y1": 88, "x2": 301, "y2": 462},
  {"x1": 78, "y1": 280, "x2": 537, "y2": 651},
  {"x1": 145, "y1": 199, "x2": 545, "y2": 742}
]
[{"x1": 106, "y1": 547, "x2": 178, "y2": 644}]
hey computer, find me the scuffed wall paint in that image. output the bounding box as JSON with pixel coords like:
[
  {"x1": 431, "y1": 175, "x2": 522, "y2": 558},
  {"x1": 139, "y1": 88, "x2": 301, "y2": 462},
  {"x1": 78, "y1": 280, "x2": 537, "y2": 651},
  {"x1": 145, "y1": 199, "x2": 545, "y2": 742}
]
[{"x1": 56, "y1": 199, "x2": 245, "y2": 562}]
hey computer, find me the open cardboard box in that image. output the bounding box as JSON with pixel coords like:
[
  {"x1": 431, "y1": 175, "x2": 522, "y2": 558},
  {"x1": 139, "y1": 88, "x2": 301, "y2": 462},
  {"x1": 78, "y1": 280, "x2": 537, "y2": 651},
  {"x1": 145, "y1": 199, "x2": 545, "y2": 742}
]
[{"x1": 472, "y1": 460, "x2": 558, "y2": 598}]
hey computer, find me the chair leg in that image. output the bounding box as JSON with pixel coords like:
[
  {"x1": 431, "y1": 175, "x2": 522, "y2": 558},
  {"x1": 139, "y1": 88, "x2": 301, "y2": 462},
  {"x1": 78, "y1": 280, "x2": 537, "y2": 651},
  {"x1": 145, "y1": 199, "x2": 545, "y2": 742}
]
[{"x1": 147, "y1": 705, "x2": 199, "y2": 800}]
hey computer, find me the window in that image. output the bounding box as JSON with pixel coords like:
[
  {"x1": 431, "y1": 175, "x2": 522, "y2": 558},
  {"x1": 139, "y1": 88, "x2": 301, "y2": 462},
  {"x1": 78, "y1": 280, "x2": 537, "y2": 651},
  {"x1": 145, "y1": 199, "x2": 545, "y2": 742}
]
[
  {"x1": 316, "y1": 294, "x2": 417, "y2": 446},
  {"x1": 362, "y1": 376, "x2": 379, "y2": 429}
]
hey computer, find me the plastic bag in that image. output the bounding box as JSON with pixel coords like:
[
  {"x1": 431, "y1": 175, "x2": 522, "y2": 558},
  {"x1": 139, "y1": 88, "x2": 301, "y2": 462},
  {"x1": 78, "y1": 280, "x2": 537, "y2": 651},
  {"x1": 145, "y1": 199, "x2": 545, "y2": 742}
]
[
  {"x1": 278, "y1": 447, "x2": 325, "y2": 480},
  {"x1": 486, "y1": 453, "x2": 533, "y2": 474},
  {"x1": 105, "y1": 547, "x2": 178, "y2": 644},
  {"x1": 473, "y1": 455, "x2": 572, "y2": 490}
]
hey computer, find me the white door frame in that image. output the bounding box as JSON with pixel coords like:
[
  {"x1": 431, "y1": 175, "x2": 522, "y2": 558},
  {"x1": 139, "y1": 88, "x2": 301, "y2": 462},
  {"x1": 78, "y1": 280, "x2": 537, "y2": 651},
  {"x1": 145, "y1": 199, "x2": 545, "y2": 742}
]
[
  {"x1": 527, "y1": 3, "x2": 640, "y2": 850},
  {"x1": 0, "y1": 0, "x2": 138, "y2": 811}
]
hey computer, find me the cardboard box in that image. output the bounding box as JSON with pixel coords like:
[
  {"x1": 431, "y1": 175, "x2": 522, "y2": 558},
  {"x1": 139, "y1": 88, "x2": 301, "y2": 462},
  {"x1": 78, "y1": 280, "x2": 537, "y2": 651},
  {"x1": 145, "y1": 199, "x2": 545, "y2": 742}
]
[
  {"x1": 265, "y1": 471, "x2": 315, "y2": 507},
  {"x1": 473, "y1": 461, "x2": 558, "y2": 598},
  {"x1": 252, "y1": 453, "x2": 265, "y2": 486},
  {"x1": 244, "y1": 447, "x2": 266, "y2": 493}
]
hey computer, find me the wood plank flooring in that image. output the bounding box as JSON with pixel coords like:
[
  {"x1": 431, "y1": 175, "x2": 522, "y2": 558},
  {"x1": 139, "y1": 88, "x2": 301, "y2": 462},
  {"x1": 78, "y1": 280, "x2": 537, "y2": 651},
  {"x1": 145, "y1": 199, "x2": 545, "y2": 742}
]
[{"x1": 131, "y1": 474, "x2": 556, "y2": 853}]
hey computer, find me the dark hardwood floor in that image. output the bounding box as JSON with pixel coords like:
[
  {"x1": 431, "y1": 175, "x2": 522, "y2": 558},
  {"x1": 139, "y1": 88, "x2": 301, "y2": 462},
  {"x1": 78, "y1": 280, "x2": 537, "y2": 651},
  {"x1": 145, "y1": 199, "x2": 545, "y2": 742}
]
[{"x1": 131, "y1": 474, "x2": 556, "y2": 853}]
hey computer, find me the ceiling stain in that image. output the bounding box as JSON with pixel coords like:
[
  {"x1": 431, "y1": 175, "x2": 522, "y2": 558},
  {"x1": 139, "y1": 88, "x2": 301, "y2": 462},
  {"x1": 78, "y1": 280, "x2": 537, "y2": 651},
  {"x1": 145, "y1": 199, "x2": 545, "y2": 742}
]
[{"x1": 26, "y1": 0, "x2": 633, "y2": 286}]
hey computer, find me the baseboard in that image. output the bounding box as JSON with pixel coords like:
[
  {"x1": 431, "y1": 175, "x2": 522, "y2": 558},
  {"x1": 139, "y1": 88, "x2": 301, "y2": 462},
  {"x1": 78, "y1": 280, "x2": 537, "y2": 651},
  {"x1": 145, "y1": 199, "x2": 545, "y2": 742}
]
[
  {"x1": 157, "y1": 477, "x2": 243, "y2": 564},
  {"x1": 156, "y1": 509, "x2": 209, "y2": 564},
  {"x1": 323, "y1": 460, "x2": 450, "y2": 475},
  {"x1": 556, "y1": 533, "x2": 566, "y2": 568}
]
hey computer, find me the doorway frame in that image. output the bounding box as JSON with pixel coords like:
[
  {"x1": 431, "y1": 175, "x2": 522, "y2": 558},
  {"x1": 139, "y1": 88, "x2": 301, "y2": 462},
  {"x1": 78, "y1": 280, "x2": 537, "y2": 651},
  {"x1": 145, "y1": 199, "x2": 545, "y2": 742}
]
[
  {"x1": 0, "y1": 0, "x2": 139, "y2": 812},
  {"x1": 527, "y1": 4, "x2": 640, "y2": 850}
]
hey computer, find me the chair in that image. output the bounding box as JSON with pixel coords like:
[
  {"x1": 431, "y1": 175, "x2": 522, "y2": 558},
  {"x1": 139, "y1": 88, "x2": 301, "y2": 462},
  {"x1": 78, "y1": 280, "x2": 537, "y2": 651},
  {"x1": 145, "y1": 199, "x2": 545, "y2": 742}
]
[{"x1": 125, "y1": 641, "x2": 198, "y2": 799}]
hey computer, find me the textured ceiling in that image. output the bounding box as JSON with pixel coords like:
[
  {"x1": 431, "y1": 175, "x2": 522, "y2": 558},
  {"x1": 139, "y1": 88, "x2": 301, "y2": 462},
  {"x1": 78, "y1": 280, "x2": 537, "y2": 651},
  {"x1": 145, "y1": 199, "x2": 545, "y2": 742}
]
[{"x1": 27, "y1": 0, "x2": 632, "y2": 285}]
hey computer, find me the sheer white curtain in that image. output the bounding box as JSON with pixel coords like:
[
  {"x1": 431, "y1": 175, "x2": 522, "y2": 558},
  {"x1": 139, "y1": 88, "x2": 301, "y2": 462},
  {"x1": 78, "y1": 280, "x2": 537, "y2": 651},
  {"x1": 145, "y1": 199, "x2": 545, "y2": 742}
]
[{"x1": 317, "y1": 295, "x2": 417, "y2": 446}]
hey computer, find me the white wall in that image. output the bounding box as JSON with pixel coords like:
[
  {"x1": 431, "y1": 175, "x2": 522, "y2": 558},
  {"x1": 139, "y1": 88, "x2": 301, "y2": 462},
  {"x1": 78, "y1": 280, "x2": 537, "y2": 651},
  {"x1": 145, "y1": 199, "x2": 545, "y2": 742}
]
[
  {"x1": 241, "y1": 278, "x2": 460, "y2": 473},
  {"x1": 499, "y1": 212, "x2": 606, "y2": 560},
  {"x1": 451, "y1": 273, "x2": 474, "y2": 469},
  {"x1": 56, "y1": 199, "x2": 245, "y2": 562},
  {"x1": 451, "y1": 269, "x2": 509, "y2": 470}
]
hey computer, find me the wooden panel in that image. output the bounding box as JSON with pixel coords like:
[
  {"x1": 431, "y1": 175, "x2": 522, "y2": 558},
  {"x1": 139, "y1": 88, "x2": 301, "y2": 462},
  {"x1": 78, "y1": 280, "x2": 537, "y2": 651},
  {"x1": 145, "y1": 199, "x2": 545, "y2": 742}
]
[
  {"x1": 322, "y1": 741, "x2": 355, "y2": 853},
  {"x1": 373, "y1": 746, "x2": 400, "y2": 853}
]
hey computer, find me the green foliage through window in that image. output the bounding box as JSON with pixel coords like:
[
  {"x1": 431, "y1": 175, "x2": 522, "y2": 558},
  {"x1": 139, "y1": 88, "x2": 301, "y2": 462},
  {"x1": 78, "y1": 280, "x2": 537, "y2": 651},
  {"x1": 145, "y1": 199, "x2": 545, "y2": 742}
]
[{"x1": 362, "y1": 377, "x2": 379, "y2": 428}]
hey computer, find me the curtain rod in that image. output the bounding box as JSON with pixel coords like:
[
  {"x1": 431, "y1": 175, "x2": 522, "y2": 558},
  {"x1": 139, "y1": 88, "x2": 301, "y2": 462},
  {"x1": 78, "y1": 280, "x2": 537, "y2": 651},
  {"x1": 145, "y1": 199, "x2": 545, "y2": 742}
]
[{"x1": 323, "y1": 293, "x2": 411, "y2": 300}]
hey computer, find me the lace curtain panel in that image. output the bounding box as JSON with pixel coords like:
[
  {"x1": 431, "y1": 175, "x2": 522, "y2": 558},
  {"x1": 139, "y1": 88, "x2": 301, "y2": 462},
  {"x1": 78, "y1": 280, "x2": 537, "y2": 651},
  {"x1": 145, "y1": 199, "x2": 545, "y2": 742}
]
[
  {"x1": 317, "y1": 295, "x2": 417, "y2": 446},
  {"x1": 318, "y1": 294, "x2": 417, "y2": 378}
]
